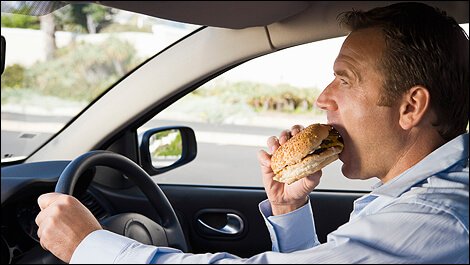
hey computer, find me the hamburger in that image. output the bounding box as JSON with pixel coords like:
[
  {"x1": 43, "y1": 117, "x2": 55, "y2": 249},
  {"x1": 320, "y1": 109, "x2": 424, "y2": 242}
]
[{"x1": 271, "y1": 124, "x2": 344, "y2": 184}]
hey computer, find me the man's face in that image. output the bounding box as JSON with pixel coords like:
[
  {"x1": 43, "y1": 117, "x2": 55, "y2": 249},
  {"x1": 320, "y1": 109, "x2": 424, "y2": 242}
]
[{"x1": 316, "y1": 27, "x2": 403, "y2": 181}]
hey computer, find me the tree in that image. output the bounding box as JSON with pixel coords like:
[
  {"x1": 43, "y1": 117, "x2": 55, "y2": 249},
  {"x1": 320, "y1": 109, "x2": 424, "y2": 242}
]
[
  {"x1": 55, "y1": 4, "x2": 115, "y2": 34},
  {"x1": 40, "y1": 13, "x2": 56, "y2": 61},
  {"x1": 2, "y1": 2, "x2": 116, "y2": 61},
  {"x1": 38, "y1": 3, "x2": 115, "y2": 60},
  {"x1": 83, "y1": 4, "x2": 115, "y2": 34}
]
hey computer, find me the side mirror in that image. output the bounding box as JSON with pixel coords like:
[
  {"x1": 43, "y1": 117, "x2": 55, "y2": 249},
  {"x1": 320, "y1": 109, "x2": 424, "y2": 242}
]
[
  {"x1": 139, "y1": 126, "x2": 197, "y2": 175},
  {"x1": 1, "y1": 35, "x2": 5, "y2": 75}
]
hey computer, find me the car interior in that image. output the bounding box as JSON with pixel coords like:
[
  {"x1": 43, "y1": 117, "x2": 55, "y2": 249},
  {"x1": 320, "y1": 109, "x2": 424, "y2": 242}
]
[{"x1": 1, "y1": 1, "x2": 468, "y2": 264}]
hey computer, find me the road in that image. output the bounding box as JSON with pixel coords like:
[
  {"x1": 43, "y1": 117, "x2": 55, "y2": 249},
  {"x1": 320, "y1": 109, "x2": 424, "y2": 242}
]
[{"x1": 1, "y1": 112, "x2": 376, "y2": 191}]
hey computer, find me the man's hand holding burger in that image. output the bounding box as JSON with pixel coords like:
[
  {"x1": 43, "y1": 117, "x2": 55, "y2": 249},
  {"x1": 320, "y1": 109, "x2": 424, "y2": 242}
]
[
  {"x1": 257, "y1": 125, "x2": 320, "y2": 216},
  {"x1": 257, "y1": 124, "x2": 343, "y2": 216}
]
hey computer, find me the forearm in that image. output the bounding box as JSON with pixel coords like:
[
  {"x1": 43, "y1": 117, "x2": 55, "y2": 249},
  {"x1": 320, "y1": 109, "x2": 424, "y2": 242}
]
[{"x1": 270, "y1": 196, "x2": 309, "y2": 216}]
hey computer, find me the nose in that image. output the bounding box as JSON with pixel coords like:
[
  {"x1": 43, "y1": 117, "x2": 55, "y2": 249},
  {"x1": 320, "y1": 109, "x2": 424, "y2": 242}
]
[{"x1": 315, "y1": 81, "x2": 338, "y2": 111}]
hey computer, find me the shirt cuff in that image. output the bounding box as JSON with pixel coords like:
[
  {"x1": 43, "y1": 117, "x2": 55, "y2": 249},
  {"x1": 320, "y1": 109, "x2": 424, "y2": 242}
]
[
  {"x1": 259, "y1": 198, "x2": 319, "y2": 253},
  {"x1": 70, "y1": 230, "x2": 158, "y2": 264}
]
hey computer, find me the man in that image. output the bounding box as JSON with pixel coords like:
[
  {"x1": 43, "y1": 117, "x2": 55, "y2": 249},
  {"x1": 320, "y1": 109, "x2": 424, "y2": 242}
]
[{"x1": 36, "y1": 2, "x2": 469, "y2": 263}]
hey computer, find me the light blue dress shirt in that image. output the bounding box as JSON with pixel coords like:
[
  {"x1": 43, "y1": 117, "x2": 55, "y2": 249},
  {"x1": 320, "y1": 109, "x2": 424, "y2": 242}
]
[{"x1": 71, "y1": 133, "x2": 469, "y2": 264}]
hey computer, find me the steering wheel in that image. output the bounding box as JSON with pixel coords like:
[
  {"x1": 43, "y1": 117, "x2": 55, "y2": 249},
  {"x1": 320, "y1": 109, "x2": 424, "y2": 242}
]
[{"x1": 55, "y1": 150, "x2": 188, "y2": 252}]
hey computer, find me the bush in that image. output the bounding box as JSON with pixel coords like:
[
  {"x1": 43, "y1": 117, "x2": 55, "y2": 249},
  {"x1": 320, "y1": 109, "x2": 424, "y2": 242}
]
[
  {"x1": 1, "y1": 64, "x2": 26, "y2": 89},
  {"x1": 1, "y1": 14, "x2": 40, "y2": 29},
  {"x1": 100, "y1": 23, "x2": 152, "y2": 33},
  {"x1": 24, "y1": 36, "x2": 141, "y2": 101},
  {"x1": 153, "y1": 133, "x2": 182, "y2": 157},
  {"x1": 195, "y1": 81, "x2": 323, "y2": 114}
]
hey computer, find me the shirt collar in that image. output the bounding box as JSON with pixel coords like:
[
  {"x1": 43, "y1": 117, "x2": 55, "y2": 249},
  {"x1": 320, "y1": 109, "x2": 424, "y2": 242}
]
[{"x1": 370, "y1": 133, "x2": 469, "y2": 198}]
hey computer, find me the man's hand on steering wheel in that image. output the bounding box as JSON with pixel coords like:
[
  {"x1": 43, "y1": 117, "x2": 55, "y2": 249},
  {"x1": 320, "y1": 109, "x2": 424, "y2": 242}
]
[
  {"x1": 33, "y1": 150, "x2": 188, "y2": 263},
  {"x1": 35, "y1": 193, "x2": 102, "y2": 263}
]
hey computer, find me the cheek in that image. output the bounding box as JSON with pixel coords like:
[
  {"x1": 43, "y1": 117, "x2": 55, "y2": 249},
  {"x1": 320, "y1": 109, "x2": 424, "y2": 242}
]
[
  {"x1": 338, "y1": 96, "x2": 373, "y2": 127},
  {"x1": 339, "y1": 85, "x2": 388, "y2": 128},
  {"x1": 338, "y1": 99, "x2": 395, "y2": 161}
]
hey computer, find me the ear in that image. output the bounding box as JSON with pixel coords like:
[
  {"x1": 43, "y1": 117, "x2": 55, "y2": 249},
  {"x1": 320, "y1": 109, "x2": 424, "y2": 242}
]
[{"x1": 398, "y1": 86, "x2": 431, "y2": 130}]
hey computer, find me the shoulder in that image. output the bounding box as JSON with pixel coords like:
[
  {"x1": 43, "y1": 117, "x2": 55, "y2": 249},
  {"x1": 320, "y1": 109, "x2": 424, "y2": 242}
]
[{"x1": 384, "y1": 178, "x2": 469, "y2": 233}]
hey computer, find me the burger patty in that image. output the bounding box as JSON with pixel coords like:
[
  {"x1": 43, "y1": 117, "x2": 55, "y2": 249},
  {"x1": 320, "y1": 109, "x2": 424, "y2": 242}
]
[{"x1": 311, "y1": 134, "x2": 343, "y2": 155}]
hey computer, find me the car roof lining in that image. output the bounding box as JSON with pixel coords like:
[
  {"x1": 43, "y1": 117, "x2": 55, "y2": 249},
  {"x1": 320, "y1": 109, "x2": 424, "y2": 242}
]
[
  {"x1": 2, "y1": 1, "x2": 467, "y2": 32},
  {"x1": 2, "y1": 1, "x2": 468, "y2": 28}
]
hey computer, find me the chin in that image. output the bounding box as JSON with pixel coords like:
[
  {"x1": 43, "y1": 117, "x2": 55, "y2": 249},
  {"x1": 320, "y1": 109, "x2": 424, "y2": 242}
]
[
  {"x1": 338, "y1": 147, "x2": 349, "y2": 167},
  {"x1": 339, "y1": 153, "x2": 359, "y2": 180},
  {"x1": 340, "y1": 163, "x2": 351, "y2": 179}
]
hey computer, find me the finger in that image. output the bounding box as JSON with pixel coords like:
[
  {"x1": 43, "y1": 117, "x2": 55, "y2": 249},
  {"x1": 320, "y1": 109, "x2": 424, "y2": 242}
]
[
  {"x1": 36, "y1": 217, "x2": 48, "y2": 251},
  {"x1": 37, "y1": 192, "x2": 62, "y2": 211},
  {"x1": 35, "y1": 209, "x2": 45, "y2": 228},
  {"x1": 258, "y1": 150, "x2": 280, "y2": 190},
  {"x1": 40, "y1": 238, "x2": 48, "y2": 251},
  {"x1": 279, "y1": 130, "x2": 291, "y2": 145},
  {"x1": 267, "y1": 136, "x2": 280, "y2": 154},
  {"x1": 290, "y1": 124, "x2": 304, "y2": 136},
  {"x1": 257, "y1": 150, "x2": 272, "y2": 174},
  {"x1": 36, "y1": 219, "x2": 43, "y2": 239}
]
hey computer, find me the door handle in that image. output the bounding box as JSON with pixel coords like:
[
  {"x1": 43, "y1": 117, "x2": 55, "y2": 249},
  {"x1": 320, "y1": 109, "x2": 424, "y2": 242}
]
[{"x1": 197, "y1": 213, "x2": 244, "y2": 236}]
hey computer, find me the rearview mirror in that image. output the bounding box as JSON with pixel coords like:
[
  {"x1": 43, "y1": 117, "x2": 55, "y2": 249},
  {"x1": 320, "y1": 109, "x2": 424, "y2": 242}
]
[{"x1": 139, "y1": 126, "x2": 197, "y2": 175}]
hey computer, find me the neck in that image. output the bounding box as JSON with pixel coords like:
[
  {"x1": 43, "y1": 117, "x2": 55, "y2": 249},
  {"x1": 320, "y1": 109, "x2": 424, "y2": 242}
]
[{"x1": 380, "y1": 129, "x2": 445, "y2": 183}]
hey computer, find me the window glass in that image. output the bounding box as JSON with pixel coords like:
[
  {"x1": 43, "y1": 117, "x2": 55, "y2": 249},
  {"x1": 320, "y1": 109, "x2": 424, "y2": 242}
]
[
  {"x1": 140, "y1": 37, "x2": 379, "y2": 191},
  {"x1": 139, "y1": 23, "x2": 469, "y2": 191},
  {"x1": 1, "y1": 2, "x2": 199, "y2": 162}
]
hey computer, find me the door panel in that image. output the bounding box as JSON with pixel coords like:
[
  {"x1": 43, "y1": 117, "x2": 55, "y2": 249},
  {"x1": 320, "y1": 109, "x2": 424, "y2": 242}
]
[{"x1": 160, "y1": 185, "x2": 366, "y2": 257}]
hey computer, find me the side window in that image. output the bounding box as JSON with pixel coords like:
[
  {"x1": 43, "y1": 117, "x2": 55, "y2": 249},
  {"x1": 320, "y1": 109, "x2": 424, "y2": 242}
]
[{"x1": 139, "y1": 37, "x2": 377, "y2": 191}]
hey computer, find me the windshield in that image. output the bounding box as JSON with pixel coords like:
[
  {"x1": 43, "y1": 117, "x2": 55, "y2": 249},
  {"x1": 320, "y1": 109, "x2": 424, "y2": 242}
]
[{"x1": 1, "y1": 2, "x2": 199, "y2": 163}]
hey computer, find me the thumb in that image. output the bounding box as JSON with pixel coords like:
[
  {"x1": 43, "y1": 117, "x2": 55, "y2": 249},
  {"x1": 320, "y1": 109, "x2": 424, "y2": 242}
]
[
  {"x1": 257, "y1": 150, "x2": 273, "y2": 171},
  {"x1": 37, "y1": 192, "x2": 63, "y2": 210}
]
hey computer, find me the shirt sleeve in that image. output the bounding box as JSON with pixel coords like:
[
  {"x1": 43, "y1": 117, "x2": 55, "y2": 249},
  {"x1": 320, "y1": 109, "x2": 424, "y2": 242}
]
[
  {"x1": 70, "y1": 230, "x2": 159, "y2": 264},
  {"x1": 258, "y1": 198, "x2": 320, "y2": 252}
]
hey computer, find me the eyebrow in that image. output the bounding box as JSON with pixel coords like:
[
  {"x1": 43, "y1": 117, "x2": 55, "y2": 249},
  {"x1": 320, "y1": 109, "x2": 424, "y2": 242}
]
[
  {"x1": 333, "y1": 54, "x2": 362, "y2": 82},
  {"x1": 334, "y1": 68, "x2": 361, "y2": 83}
]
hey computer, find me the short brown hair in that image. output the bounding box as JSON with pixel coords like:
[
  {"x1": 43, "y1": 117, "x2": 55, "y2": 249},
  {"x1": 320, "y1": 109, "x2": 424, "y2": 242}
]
[{"x1": 338, "y1": 2, "x2": 469, "y2": 141}]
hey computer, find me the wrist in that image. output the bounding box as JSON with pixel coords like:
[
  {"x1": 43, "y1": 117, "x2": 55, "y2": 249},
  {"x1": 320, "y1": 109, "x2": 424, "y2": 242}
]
[{"x1": 270, "y1": 197, "x2": 308, "y2": 216}]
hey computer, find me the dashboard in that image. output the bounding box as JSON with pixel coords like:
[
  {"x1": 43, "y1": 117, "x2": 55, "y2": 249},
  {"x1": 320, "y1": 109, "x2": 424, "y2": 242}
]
[
  {"x1": 2, "y1": 186, "x2": 109, "y2": 264},
  {"x1": 1, "y1": 161, "x2": 111, "y2": 264}
]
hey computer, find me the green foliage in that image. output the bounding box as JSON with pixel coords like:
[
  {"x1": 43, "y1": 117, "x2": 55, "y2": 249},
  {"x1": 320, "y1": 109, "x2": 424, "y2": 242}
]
[
  {"x1": 1, "y1": 14, "x2": 40, "y2": 29},
  {"x1": 1, "y1": 88, "x2": 30, "y2": 105},
  {"x1": 1, "y1": 87, "x2": 86, "y2": 109},
  {"x1": 153, "y1": 133, "x2": 182, "y2": 157},
  {"x1": 23, "y1": 36, "x2": 140, "y2": 101},
  {"x1": 100, "y1": 23, "x2": 152, "y2": 33},
  {"x1": 1, "y1": 64, "x2": 26, "y2": 89},
  {"x1": 193, "y1": 81, "x2": 323, "y2": 114},
  {"x1": 83, "y1": 4, "x2": 113, "y2": 27},
  {"x1": 54, "y1": 4, "x2": 115, "y2": 33}
]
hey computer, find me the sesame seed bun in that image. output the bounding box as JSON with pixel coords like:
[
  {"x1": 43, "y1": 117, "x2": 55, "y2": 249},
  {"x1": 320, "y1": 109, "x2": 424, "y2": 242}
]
[{"x1": 271, "y1": 124, "x2": 343, "y2": 184}]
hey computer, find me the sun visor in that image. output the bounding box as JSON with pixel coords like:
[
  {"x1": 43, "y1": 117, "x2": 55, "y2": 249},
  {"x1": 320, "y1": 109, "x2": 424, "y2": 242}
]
[{"x1": 96, "y1": 1, "x2": 311, "y2": 29}]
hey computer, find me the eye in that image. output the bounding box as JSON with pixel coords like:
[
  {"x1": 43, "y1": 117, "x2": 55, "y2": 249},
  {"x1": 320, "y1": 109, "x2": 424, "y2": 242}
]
[{"x1": 333, "y1": 73, "x2": 350, "y2": 86}]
